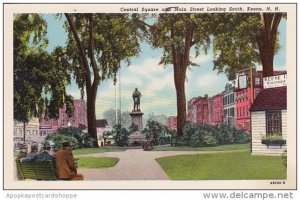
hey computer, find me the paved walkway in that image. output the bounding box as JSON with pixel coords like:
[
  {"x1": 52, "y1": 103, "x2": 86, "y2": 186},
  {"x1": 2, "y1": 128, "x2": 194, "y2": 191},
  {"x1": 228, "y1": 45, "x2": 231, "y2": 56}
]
[{"x1": 77, "y1": 149, "x2": 245, "y2": 180}]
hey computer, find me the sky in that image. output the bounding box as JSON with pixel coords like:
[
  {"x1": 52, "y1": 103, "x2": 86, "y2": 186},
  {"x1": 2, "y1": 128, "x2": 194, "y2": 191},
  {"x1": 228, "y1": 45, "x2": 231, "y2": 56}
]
[{"x1": 44, "y1": 14, "x2": 286, "y2": 119}]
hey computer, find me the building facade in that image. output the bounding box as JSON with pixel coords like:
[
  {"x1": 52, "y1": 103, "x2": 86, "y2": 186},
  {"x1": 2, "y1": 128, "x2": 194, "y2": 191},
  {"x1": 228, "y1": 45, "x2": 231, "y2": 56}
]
[
  {"x1": 194, "y1": 95, "x2": 209, "y2": 125},
  {"x1": 13, "y1": 118, "x2": 40, "y2": 149},
  {"x1": 223, "y1": 83, "x2": 236, "y2": 126},
  {"x1": 250, "y1": 86, "x2": 287, "y2": 155},
  {"x1": 235, "y1": 70, "x2": 286, "y2": 132},
  {"x1": 39, "y1": 98, "x2": 87, "y2": 136},
  {"x1": 210, "y1": 93, "x2": 224, "y2": 125}
]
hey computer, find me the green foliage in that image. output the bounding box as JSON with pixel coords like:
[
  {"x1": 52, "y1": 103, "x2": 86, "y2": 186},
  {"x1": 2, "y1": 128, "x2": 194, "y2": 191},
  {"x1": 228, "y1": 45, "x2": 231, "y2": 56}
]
[
  {"x1": 112, "y1": 124, "x2": 129, "y2": 147},
  {"x1": 216, "y1": 124, "x2": 235, "y2": 145},
  {"x1": 234, "y1": 130, "x2": 251, "y2": 144},
  {"x1": 45, "y1": 134, "x2": 79, "y2": 152},
  {"x1": 128, "y1": 124, "x2": 139, "y2": 134},
  {"x1": 282, "y1": 149, "x2": 287, "y2": 168},
  {"x1": 212, "y1": 13, "x2": 285, "y2": 79},
  {"x1": 14, "y1": 14, "x2": 74, "y2": 125},
  {"x1": 64, "y1": 14, "x2": 144, "y2": 137},
  {"x1": 261, "y1": 133, "x2": 284, "y2": 141},
  {"x1": 143, "y1": 120, "x2": 174, "y2": 145},
  {"x1": 45, "y1": 127, "x2": 95, "y2": 151},
  {"x1": 212, "y1": 13, "x2": 261, "y2": 80},
  {"x1": 173, "y1": 123, "x2": 250, "y2": 147},
  {"x1": 148, "y1": 14, "x2": 215, "y2": 136}
]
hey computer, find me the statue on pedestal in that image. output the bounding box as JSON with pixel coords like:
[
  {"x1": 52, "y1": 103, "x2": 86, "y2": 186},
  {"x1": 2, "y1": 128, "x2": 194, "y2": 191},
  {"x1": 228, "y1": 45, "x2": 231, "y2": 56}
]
[{"x1": 132, "y1": 88, "x2": 142, "y2": 111}]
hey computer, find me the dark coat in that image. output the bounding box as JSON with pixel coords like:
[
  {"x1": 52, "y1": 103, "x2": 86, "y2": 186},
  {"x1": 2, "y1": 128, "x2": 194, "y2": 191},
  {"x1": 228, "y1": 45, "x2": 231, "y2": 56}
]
[{"x1": 21, "y1": 151, "x2": 56, "y2": 169}]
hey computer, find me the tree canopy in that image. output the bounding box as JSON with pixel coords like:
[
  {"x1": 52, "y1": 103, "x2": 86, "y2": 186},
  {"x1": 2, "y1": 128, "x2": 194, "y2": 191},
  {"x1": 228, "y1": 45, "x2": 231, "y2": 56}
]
[
  {"x1": 148, "y1": 13, "x2": 213, "y2": 136},
  {"x1": 212, "y1": 13, "x2": 285, "y2": 79},
  {"x1": 64, "y1": 13, "x2": 144, "y2": 138},
  {"x1": 14, "y1": 14, "x2": 74, "y2": 124}
]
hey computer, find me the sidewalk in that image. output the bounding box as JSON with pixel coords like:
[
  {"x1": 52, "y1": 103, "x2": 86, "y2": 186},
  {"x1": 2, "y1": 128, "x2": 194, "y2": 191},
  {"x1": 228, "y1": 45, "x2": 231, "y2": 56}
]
[{"x1": 77, "y1": 149, "x2": 246, "y2": 180}]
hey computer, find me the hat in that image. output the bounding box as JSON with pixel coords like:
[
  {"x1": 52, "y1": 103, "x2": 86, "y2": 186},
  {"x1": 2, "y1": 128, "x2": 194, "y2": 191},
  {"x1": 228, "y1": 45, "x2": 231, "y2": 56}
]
[
  {"x1": 43, "y1": 142, "x2": 51, "y2": 148},
  {"x1": 62, "y1": 141, "x2": 71, "y2": 148}
]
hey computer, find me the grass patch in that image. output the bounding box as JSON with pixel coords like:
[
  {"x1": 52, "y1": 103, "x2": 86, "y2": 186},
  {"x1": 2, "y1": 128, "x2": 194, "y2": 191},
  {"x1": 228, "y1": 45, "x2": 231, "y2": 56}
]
[
  {"x1": 153, "y1": 143, "x2": 250, "y2": 151},
  {"x1": 156, "y1": 151, "x2": 286, "y2": 180},
  {"x1": 77, "y1": 157, "x2": 119, "y2": 168},
  {"x1": 72, "y1": 148, "x2": 124, "y2": 156}
]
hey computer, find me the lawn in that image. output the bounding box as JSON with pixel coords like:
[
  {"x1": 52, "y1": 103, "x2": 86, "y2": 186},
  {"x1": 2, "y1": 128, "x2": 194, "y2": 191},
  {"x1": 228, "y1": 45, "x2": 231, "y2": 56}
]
[
  {"x1": 156, "y1": 151, "x2": 286, "y2": 180},
  {"x1": 76, "y1": 157, "x2": 119, "y2": 168},
  {"x1": 72, "y1": 147, "x2": 125, "y2": 156},
  {"x1": 153, "y1": 143, "x2": 250, "y2": 151}
]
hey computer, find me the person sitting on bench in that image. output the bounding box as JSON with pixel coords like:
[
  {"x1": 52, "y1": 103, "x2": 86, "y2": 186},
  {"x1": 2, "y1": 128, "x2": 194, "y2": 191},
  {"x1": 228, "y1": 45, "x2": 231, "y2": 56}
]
[
  {"x1": 55, "y1": 141, "x2": 83, "y2": 180},
  {"x1": 20, "y1": 142, "x2": 56, "y2": 169}
]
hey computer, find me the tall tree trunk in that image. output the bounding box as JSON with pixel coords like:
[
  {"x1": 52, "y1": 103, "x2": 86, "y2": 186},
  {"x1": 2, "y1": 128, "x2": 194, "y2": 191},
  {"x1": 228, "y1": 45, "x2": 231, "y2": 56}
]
[
  {"x1": 257, "y1": 28, "x2": 274, "y2": 77},
  {"x1": 174, "y1": 67, "x2": 187, "y2": 136},
  {"x1": 65, "y1": 14, "x2": 100, "y2": 140},
  {"x1": 257, "y1": 13, "x2": 282, "y2": 77},
  {"x1": 23, "y1": 121, "x2": 26, "y2": 144},
  {"x1": 86, "y1": 87, "x2": 97, "y2": 139}
]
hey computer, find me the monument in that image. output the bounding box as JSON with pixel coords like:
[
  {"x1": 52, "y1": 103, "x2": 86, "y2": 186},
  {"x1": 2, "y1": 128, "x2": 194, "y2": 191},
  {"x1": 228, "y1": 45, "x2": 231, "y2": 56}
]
[{"x1": 129, "y1": 88, "x2": 144, "y2": 130}]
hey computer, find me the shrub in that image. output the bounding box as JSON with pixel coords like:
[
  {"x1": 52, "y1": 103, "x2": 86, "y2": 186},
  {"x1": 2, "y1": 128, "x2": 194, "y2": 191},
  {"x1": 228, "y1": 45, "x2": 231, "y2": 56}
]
[
  {"x1": 282, "y1": 149, "x2": 287, "y2": 168},
  {"x1": 144, "y1": 120, "x2": 173, "y2": 145},
  {"x1": 52, "y1": 127, "x2": 95, "y2": 148},
  {"x1": 45, "y1": 134, "x2": 79, "y2": 152},
  {"x1": 234, "y1": 130, "x2": 251, "y2": 144},
  {"x1": 173, "y1": 123, "x2": 249, "y2": 147},
  {"x1": 112, "y1": 124, "x2": 129, "y2": 147},
  {"x1": 203, "y1": 132, "x2": 218, "y2": 146},
  {"x1": 217, "y1": 124, "x2": 235, "y2": 145},
  {"x1": 182, "y1": 123, "x2": 199, "y2": 146}
]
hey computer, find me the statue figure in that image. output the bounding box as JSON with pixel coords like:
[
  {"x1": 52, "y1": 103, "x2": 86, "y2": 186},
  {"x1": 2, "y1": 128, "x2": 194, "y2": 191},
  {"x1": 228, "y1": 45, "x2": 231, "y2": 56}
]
[{"x1": 132, "y1": 88, "x2": 142, "y2": 111}]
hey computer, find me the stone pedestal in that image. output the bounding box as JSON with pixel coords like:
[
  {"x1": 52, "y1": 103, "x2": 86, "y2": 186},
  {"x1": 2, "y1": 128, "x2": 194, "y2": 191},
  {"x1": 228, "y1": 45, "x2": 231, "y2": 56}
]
[{"x1": 129, "y1": 111, "x2": 144, "y2": 130}]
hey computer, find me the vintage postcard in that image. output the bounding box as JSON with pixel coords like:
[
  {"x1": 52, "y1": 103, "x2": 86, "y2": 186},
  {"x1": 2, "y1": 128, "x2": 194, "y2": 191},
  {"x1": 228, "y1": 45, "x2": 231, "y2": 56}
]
[{"x1": 3, "y1": 3, "x2": 297, "y2": 190}]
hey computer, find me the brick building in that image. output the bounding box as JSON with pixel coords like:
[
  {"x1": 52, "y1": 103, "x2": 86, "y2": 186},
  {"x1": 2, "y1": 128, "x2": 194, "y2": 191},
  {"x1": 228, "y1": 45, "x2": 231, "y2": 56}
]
[
  {"x1": 195, "y1": 95, "x2": 209, "y2": 125},
  {"x1": 235, "y1": 70, "x2": 286, "y2": 132},
  {"x1": 39, "y1": 98, "x2": 87, "y2": 136},
  {"x1": 210, "y1": 93, "x2": 224, "y2": 126}
]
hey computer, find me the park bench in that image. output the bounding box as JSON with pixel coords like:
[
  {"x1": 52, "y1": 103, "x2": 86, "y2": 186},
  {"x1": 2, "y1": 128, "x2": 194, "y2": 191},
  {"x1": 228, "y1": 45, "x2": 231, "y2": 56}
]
[{"x1": 15, "y1": 159, "x2": 57, "y2": 180}]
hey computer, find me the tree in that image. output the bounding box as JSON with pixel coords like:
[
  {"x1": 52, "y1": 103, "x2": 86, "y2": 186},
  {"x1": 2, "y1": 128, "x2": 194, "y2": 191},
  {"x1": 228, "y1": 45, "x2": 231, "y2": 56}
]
[
  {"x1": 112, "y1": 124, "x2": 129, "y2": 147},
  {"x1": 148, "y1": 14, "x2": 212, "y2": 136},
  {"x1": 14, "y1": 14, "x2": 73, "y2": 142},
  {"x1": 257, "y1": 13, "x2": 284, "y2": 77},
  {"x1": 102, "y1": 109, "x2": 132, "y2": 128},
  {"x1": 212, "y1": 13, "x2": 285, "y2": 79},
  {"x1": 64, "y1": 13, "x2": 143, "y2": 139}
]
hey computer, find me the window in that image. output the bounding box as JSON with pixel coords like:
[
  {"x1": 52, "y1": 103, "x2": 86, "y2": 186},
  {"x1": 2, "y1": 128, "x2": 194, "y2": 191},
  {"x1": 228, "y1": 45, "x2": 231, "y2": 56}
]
[
  {"x1": 266, "y1": 111, "x2": 282, "y2": 134},
  {"x1": 230, "y1": 107, "x2": 235, "y2": 117},
  {"x1": 255, "y1": 77, "x2": 260, "y2": 86},
  {"x1": 230, "y1": 93, "x2": 234, "y2": 104}
]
